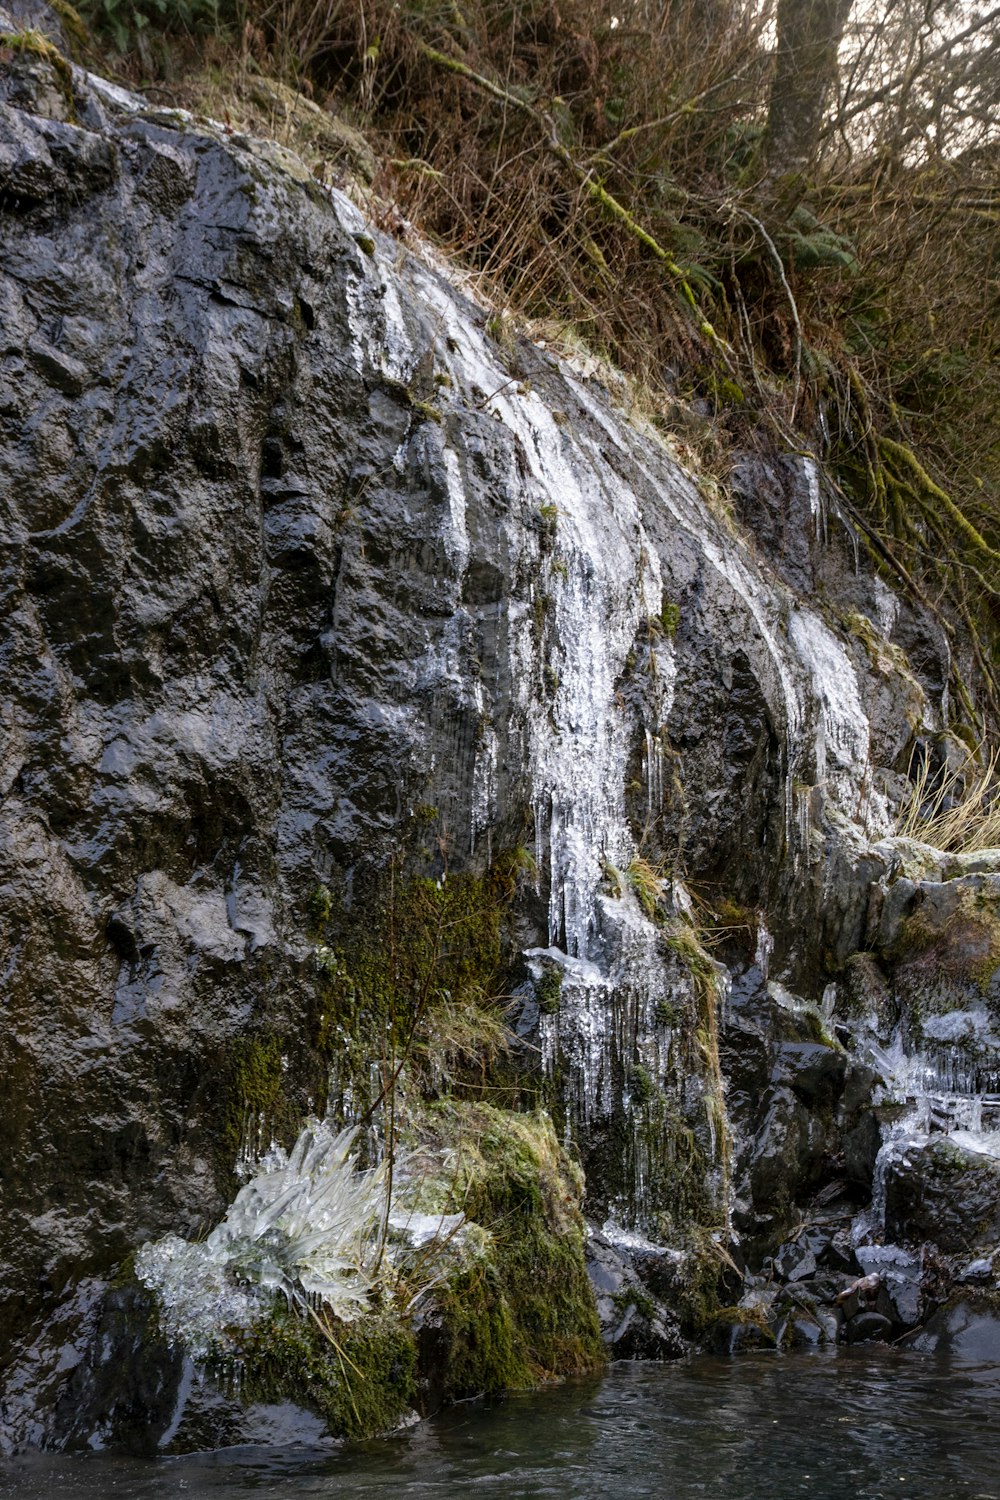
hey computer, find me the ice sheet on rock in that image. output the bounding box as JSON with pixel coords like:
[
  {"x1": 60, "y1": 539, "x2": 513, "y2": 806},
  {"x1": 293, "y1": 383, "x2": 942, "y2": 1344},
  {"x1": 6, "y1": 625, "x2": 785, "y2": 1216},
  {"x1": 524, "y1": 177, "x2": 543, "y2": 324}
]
[
  {"x1": 600, "y1": 1220, "x2": 684, "y2": 1262},
  {"x1": 803, "y1": 456, "x2": 825, "y2": 541},
  {"x1": 855, "y1": 1023, "x2": 1000, "y2": 1237},
  {"x1": 330, "y1": 191, "x2": 411, "y2": 380},
  {"x1": 387, "y1": 1210, "x2": 465, "y2": 1248},
  {"x1": 788, "y1": 607, "x2": 888, "y2": 836}
]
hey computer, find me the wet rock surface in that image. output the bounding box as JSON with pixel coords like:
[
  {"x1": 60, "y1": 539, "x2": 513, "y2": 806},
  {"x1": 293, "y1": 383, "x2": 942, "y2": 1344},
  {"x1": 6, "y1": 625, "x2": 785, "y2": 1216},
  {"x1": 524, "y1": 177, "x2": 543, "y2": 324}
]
[
  {"x1": 1, "y1": 27, "x2": 997, "y2": 1452},
  {"x1": 909, "y1": 1293, "x2": 1000, "y2": 1362},
  {"x1": 585, "y1": 1230, "x2": 688, "y2": 1361},
  {"x1": 884, "y1": 1138, "x2": 1000, "y2": 1253}
]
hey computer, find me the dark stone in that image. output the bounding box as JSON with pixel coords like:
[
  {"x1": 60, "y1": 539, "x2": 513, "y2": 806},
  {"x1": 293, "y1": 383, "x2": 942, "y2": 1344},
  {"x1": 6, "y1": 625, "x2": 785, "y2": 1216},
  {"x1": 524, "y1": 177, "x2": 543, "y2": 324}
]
[
  {"x1": 747, "y1": 1085, "x2": 832, "y2": 1218},
  {"x1": 837, "y1": 1291, "x2": 862, "y2": 1320},
  {"x1": 607, "y1": 1300, "x2": 688, "y2": 1362},
  {"x1": 884, "y1": 1137, "x2": 1000, "y2": 1253},
  {"x1": 585, "y1": 1232, "x2": 687, "y2": 1361},
  {"x1": 908, "y1": 1297, "x2": 1000, "y2": 1363},
  {"x1": 854, "y1": 1244, "x2": 922, "y2": 1327},
  {"x1": 808, "y1": 1227, "x2": 858, "y2": 1274},
  {"x1": 811, "y1": 1272, "x2": 855, "y2": 1304},
  {"x1": 843, "y1": 1112, "x2": 881, "y2": 1190},
  {"x1": 783, "y1": 1311, "x2": 826, "y2": 1347},
  {"x1": 775, "y1": 1041, "x2": 846, "y2": 1109},
  {"x1": 772, "y1": 1240, "x2": 817, "y2": 1282},
  {"x1": 705, "y1": 1312, "x2": 776, "y2": 1356},
  {"x1": 845, "y1": 1311, "x2": 892, "y2": 1344}
]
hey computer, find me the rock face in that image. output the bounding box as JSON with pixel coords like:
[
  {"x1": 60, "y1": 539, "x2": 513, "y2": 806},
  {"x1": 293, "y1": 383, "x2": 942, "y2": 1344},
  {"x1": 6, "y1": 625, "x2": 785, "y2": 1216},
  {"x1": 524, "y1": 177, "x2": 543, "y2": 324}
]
[{"x1": 1, "y1": 30, "x2": 997, "y2": 1451}]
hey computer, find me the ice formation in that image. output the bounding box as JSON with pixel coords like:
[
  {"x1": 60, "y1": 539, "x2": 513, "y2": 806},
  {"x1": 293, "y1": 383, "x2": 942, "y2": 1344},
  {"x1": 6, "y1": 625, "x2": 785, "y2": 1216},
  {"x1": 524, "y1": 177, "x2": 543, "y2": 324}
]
[{"x1": 137, "y1": 1122, "x2": 390, "y2": 1357}]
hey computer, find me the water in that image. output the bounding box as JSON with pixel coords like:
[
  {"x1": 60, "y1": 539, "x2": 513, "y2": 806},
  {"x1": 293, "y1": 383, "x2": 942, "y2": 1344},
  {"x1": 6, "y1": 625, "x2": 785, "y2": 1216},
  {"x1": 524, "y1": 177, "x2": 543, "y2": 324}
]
[{"x1": 4, "y1": 1352, "x2": 1000, "y2": 1500}]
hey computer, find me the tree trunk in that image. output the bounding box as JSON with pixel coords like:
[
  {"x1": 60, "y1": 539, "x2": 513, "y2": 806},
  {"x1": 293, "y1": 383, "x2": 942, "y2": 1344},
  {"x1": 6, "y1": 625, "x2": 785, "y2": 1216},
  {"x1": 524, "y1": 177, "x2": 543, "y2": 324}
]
[{"x1": 764, "y1": 0, "x2": 854, "y2": 177}]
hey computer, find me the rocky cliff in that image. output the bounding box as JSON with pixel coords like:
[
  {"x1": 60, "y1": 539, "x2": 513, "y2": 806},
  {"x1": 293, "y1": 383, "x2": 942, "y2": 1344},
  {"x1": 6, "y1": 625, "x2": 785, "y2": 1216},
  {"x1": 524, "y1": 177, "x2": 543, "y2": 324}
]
[{"x1": 3, "y1": 26, "x2": 1000, "y2": 1452}]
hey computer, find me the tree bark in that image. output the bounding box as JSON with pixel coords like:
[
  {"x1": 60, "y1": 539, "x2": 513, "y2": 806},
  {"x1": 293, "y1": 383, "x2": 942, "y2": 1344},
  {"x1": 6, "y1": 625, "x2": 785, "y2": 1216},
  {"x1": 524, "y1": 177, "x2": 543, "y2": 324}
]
[{"x1": 764, "y1": 0, "x2": 854, "y2": 177}]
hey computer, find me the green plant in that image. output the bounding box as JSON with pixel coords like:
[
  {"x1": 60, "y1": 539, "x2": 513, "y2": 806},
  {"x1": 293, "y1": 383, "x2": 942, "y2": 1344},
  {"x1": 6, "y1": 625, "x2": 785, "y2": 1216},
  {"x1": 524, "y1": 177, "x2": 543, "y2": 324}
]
[
  {"x1": 627, "y1": 1063, "x2": 655, "y2": 1106},
  {"x1": 654, "y1": 996, "x2": 680, "y2": 1028},
  {"x1": 78, "y1": 0, "x2": 226, "y2": 55},
  {"x1": 534, "y1": 968, "x2": 563, "y2": 1017},
  {"x1": 626, "y1": 856, "x2": 666, "y2": 920},
  {"x1": 408, "y1": 1101, "x2": 603, "y2": 1396},
  {"x1": 660, "y1": 601, "x2": 681, "y2": 638}
]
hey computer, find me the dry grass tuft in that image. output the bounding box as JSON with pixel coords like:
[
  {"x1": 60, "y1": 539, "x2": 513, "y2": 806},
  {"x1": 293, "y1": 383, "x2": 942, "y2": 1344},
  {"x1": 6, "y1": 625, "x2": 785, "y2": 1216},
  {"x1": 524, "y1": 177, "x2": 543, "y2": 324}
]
[{"x1": 895, "y1": 746, "x2": 1000, "y2": 854}]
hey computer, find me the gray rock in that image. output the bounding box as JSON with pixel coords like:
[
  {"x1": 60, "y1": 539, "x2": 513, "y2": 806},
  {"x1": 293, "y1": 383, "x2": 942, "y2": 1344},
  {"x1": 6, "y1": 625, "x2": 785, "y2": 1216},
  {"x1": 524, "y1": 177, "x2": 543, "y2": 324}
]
[
  {"x1": 704, "y1": 1311, "x2": 777, "y2": 1356},
  {"x1": 773, "y1": 1240, "x2": 817, "y2": 1282},
  {"x1": 783, "y1": 1311, "x2": 827, "y2": 1347},
  {"x1": 585, "y1": 1232, "x2": 687, "y2": 1361},
  {"x1": 884, "y1": 1137, "x2": 1000, "y2": 1253},
  {"x1": 956, "y1": 1257, "x2": 995, "y2": 1285},
  {"x1": 908, "y1": 1298, "x2": 1000, "y2": 1363},
  {"x1": 853, "y1": 1244, "x2": 922, "y2": 1327}
]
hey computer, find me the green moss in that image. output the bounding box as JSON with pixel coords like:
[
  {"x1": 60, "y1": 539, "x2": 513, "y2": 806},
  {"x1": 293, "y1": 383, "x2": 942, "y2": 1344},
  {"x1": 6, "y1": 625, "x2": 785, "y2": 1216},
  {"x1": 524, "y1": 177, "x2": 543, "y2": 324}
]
[
  {"x1": 407, "y1": 1101, "x2": 604, "y2": 1397},
  {"x1": 353, "y1": 232, "x2": 377, "y2": 256},
  {"x1": 661, "y1": 923, "x2": 731, "y2": 1218},
  {"x1": 308, "y1": 883, "x2": 333, "y2": 931},
  {"x1": 534, "y1": 968, "x2": 563, "y2": 1016},
  {"x1": 636, "y1": 1092, "x2": 714, "y2": 1234},
  {"x1": 891, "y1": 887, "x2": 1000, "y2": 1000},
  {"x1": 313, "y1": 856, "x2": 523, "y2": 1114},
  {"x1": 531, "y1": 591, "x2": 552, "y2": 642},
  {"x1": 676, "y1": 1230, "x2": 729, "y2": 1332},
  {"x1": 654, "y1": 996, "x2": 680, "y2": 1027},
  {"x1": 222, "y1": 1033, "x2": 297, "y2": 1161},
  {"x1": 660, "y1": 601, "x2": 681, "y2": 638},
  {"x1": 0, "y1": 28, "x2": 77, "y2": 115},
  {"x1": 627, "y1": 857, "x2": 666, "y2": 920},
  {"x1": 45, "y1": 0, "x2": 90, "y2": 55},
  {"x1": 229, "y1": 1307, "x2": 417, "y2": 1440},
  {"x1": 380, "y1": 375, "x2": 442, "y2": 424},
  {"x1": 611, "y1": 1283, "x2": 657, "y2": 1322},
  {"x1": 798, "y1": 1005, "x2": 843, "y2": 1051},
  {"x1": 627, "y1": 1062, "x2": 655, "y2": 1105}
]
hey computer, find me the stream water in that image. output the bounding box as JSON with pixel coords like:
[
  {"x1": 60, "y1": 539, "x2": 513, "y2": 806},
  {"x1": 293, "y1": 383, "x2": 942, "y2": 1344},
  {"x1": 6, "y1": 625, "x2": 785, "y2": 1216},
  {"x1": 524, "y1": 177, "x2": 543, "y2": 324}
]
[{"x1": 3, "y1": 1349, "x2": 999, "y2": 1500}]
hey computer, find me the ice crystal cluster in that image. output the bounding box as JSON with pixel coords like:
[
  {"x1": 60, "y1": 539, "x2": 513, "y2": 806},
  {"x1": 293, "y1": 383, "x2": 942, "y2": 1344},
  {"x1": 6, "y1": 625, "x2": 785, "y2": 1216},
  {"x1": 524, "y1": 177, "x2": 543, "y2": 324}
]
[{"x1": 137, "y1": 1122, "x2": 392, "y2": 1357}]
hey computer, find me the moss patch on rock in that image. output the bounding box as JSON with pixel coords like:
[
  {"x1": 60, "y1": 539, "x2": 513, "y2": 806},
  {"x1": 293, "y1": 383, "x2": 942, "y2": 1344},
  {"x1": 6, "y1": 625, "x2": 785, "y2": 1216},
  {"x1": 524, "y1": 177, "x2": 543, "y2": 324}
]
[
  {"x1": 311, "y1": 856, "x2": 525, "y2": 1122},
  {"x1": 405, "y1": 1100, "x2": 604, "y2": 1398},
  {"x1": 226, "y1": 1307, "x2": 418, "y2": 1441}
]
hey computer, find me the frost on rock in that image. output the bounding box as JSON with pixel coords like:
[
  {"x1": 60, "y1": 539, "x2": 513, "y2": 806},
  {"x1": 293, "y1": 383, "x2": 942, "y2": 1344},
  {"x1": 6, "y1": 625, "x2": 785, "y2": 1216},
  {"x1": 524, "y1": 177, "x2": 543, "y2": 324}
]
[{"x1": 136, "y1": 1121, "x2": 389, "y2": 1357}]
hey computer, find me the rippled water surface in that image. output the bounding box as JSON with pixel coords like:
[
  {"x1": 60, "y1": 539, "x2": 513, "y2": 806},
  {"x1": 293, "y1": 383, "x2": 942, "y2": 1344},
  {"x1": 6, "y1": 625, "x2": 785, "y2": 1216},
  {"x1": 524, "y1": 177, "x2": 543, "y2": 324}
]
[{"x1": 4, "y1": 1349, "x2": 1000, "y2": 1500}]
